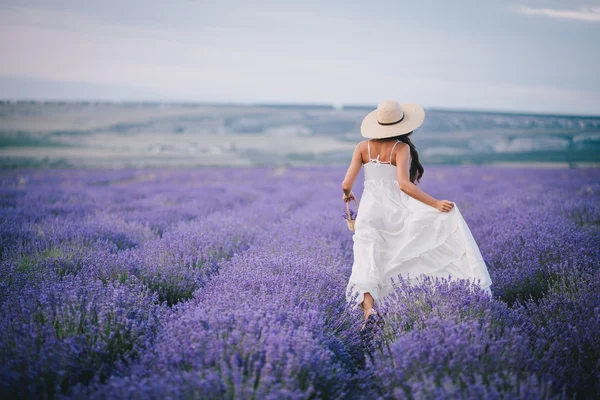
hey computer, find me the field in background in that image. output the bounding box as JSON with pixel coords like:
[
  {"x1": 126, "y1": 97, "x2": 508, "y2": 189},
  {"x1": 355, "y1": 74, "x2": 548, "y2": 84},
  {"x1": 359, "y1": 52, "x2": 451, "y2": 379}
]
[{"x1": 1, "y1": 101, "x2": 599, "y2": 168}]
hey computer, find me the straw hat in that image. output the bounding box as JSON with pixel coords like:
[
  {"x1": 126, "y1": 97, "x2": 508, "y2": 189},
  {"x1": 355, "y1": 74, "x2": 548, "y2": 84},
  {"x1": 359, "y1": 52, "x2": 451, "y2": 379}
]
[{"x1": 361, "y1": 100, "x2": 425, "y2": 139}]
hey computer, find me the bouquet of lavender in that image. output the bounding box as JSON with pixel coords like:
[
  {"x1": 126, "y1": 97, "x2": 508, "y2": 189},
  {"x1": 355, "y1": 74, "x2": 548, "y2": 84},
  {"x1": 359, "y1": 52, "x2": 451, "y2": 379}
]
[
  {"x1": 341, "y1": 207, "x2": 357, "y2": 221},
  {"x1": 342, "y1": 200, "x2": 358, "y2": 232}
]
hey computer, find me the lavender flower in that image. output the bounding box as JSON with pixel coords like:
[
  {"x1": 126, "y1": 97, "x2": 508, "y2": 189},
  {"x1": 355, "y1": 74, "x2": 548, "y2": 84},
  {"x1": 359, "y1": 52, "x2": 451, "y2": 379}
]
[{"x1": 342, "y1": 206, "x2": 358, "y2": 220}]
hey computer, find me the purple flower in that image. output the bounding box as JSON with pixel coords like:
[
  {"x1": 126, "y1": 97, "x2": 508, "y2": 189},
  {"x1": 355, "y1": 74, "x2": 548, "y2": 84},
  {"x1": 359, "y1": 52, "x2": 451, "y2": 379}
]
[{"x1": 341, "y1": 207, "x2": 357, "y2": 221}]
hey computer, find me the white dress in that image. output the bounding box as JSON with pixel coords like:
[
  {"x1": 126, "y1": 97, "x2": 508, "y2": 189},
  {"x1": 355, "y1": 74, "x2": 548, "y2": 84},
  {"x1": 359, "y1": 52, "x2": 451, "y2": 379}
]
[{"x1": 345, "y1": 139, "x2": 493, "y2": 311}]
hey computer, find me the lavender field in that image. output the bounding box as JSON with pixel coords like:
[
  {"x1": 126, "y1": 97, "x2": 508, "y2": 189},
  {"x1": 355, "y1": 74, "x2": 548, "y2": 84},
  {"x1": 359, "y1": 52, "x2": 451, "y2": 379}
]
[{"x1": 1, "y1": 166, "x2": 599, "y2": 399}]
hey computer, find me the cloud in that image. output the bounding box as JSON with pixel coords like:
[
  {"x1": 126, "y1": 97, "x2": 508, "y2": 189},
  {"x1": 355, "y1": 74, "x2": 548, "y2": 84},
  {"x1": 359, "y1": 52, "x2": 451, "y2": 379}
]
[{"x1": 514, "y1": 5, "x2": 600, "y2": 21}]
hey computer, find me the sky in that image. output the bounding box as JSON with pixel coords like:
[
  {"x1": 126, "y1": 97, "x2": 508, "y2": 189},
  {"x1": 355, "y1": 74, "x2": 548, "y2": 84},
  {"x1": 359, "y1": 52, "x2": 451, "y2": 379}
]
[{"x1": 0, "y1": 0, "x2": 599, "y2": 115}]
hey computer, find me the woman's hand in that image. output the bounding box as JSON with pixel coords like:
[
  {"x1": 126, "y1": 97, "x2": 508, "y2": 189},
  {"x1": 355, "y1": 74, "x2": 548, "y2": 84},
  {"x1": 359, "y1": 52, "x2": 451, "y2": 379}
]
[
  {"x1": 436, "y1": 200, "x2": 454, "y2": 212},
  {"x1": 342, "y1": 191, "x2": 355, "y2": 203}
]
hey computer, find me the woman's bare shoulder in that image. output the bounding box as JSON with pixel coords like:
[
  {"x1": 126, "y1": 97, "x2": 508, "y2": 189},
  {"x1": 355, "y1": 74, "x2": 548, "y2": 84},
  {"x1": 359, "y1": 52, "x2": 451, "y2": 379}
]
[
  {"x1": 354, "y1": 140, "x2": 369, "y2": 162},
  {"x1": 394, "y1": 141, "x2": 410, "y2": 154},
  {"x1": 354, "y1": 140, "x2": 369, "y2": 153},
  {"x1": 393, "y1": 142, "x2": 410, "y2": 162}
]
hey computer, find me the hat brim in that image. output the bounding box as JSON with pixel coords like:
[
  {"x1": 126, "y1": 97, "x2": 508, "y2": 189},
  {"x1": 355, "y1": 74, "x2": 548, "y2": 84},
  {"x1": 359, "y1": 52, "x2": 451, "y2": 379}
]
[{"x1": 360, "y1": 103, "x2": 425, "y2": 139}]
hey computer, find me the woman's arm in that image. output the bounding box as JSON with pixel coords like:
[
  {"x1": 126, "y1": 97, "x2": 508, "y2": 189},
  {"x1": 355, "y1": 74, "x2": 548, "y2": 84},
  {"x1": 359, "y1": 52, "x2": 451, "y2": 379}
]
[
  {"x1": 395, "y1": 144, "x2": 454, "y2": 212},
  {"x1": 341, "y1": 143, "x2": 363, "y2": 202}
]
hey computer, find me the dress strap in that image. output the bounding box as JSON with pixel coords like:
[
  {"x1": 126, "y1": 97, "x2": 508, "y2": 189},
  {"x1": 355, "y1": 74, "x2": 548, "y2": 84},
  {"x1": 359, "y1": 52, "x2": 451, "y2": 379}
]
[
  {"x1": 389, "y1": 139, "x2": 401, "y2": 162},
  {"x1": 367, "y1": 139, "x2": 371, "y2": 160}
]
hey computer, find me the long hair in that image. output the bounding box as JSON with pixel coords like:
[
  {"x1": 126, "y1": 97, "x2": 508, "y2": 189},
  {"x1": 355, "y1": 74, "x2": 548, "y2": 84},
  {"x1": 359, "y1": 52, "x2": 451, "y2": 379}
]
[{"x1": 394, "y1": 132, "x2": 424, "y2": 184}]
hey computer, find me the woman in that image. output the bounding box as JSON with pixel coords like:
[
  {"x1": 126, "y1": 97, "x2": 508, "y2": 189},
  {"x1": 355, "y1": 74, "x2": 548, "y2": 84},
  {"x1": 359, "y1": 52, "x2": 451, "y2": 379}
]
[{"x1": 342, "y1": 100, "x2": 493, "y2": 330}]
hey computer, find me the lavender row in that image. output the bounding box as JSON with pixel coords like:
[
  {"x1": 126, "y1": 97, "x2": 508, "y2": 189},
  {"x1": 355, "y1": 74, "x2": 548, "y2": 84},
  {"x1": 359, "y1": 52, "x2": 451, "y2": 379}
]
[
  {"x1": 75, "y1": 193, "x2": 369, "y2": 398},
  {"x1": 0, "y1": 166, "x2": 599, "y2": 399},
  {"x1": 1, "y1": 168, "x2": 315, "y2": 397}
]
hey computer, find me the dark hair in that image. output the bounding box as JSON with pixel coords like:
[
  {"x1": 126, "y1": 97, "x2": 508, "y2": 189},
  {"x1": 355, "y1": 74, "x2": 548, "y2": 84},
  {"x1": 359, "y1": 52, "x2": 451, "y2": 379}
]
[{"x1": 394, "y1": 132, "x2": 424, "y2": 184}]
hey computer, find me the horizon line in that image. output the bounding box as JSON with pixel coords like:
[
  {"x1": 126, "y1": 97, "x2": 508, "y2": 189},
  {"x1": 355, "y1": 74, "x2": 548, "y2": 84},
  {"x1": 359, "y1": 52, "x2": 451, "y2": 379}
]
[{"x1": 1, "y1": 99, "x2": 599, "y2": 119}]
